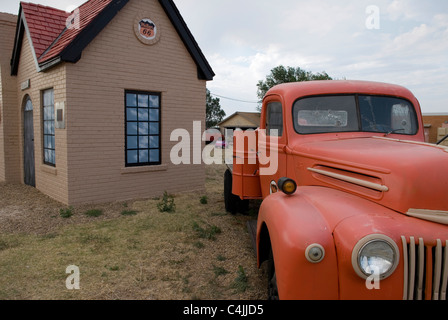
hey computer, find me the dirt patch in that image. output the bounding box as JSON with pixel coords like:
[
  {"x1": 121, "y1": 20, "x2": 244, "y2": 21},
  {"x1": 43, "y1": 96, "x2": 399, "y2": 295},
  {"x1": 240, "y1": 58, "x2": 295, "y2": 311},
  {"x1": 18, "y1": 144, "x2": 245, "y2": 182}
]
[{"x1": 0, "y1": 182, "x2": 138, "y2": 235}]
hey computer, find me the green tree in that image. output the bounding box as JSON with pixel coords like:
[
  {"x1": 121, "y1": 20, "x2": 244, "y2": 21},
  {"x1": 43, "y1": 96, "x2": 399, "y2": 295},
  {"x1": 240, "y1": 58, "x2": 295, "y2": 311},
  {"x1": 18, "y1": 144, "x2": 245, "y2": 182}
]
[
  {"x1": 256, "y1": 65, "x2": 333, "y2": 107},
  {"x1": 206, "y1": 89, "x2": 226, "y2": 129}
]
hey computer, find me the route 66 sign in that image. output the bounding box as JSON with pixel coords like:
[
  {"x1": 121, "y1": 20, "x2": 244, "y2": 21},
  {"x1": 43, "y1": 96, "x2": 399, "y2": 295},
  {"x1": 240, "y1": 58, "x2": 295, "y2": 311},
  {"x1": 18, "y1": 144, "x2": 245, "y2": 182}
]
[
  {"x1": 139, "y1": 19, "x2": 156, "y2": 40},
  {"x1": 134, "y1": 13, "x2": 160, "y2": 45}
]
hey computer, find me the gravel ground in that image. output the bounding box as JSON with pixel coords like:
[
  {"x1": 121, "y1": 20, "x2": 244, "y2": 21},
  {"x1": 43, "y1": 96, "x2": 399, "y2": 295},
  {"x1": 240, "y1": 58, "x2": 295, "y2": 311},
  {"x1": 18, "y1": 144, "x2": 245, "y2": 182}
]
[{"x1": 0, "y1": 182, "x2": 131, "y2": 235}]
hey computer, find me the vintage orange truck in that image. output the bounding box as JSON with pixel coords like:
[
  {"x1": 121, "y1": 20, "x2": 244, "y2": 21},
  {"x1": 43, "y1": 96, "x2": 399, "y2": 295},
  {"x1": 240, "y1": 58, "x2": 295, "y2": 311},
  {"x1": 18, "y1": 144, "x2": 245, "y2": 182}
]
[{"x1": 224, "y1": 80, "x2": 448, "y2": 300}]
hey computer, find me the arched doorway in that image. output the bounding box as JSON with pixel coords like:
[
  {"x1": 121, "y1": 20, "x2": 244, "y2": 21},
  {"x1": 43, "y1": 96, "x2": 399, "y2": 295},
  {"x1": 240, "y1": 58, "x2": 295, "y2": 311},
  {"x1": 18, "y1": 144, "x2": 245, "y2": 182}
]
[{"x1": 23, "y1": 96, "x2": 35, "y2": 187}]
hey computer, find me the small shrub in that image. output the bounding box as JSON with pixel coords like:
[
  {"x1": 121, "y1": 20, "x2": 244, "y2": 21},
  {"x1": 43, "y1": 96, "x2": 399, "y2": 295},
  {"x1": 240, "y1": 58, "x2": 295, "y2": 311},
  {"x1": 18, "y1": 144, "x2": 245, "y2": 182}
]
[
  {"x1": 157, "y1": 191, "x2": 176, "y2": 213},
  {"x1": 193, "y1": 241, "x2": 205, "y2": 249},
  {"x1": 217, "y1": 254, "x2": 226, "y2": 261},
  {"x1": 200, "y1": 196, "x2": 208, "y2": 205},
  {"x1": 213, "y1": 265, "x2": 229, "y2": 277},
  {"x1": 231, "y1": 266, "x2": 248, "y2": 293},
  {"x1": 192, "y1": 222, "x2": 221, "y2": 241},
  {"x1": 59, "y1": 206, "x2": 73, "y2": 218}
]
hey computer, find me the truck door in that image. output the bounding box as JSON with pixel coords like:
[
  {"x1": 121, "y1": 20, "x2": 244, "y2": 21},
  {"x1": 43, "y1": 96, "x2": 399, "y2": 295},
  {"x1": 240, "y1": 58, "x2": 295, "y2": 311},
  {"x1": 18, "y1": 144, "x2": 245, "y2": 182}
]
[{"x1": 258, "y1": 98, "x2": 287, "y2": 198}]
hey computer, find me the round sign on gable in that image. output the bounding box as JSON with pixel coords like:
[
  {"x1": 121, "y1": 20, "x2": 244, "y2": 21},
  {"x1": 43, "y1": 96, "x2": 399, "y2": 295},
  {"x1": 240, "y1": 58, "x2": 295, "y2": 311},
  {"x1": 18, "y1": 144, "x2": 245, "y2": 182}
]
[{"x1": 134, "y1": 13, "x2": 161, "y2": 45}]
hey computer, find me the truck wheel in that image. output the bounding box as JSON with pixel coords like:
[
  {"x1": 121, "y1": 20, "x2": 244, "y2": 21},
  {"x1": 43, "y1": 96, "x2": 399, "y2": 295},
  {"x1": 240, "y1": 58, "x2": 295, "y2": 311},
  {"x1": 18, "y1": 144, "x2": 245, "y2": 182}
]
[
  {"x1": 224, "y1": 169, "x2": 249, "y2": 214},
  {"x1": 267, "y1": 248, "x2": 279, "y2": 300}
]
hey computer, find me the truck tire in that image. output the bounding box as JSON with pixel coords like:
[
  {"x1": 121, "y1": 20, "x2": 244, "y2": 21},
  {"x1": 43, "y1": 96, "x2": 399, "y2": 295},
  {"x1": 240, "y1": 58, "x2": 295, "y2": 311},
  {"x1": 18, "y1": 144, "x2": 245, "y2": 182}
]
[
  {"x1": 267, "y1": 247, "x2": 279, "y2": 300},
  {"x1": 224, "y1": 169, "x2": 249, "y2": 214}
]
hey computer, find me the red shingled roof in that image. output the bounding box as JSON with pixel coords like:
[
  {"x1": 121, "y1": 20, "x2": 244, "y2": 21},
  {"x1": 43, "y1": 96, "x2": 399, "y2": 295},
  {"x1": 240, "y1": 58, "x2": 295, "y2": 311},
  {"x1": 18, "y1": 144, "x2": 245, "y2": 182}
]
[
  {"x1": 20, "y1": 0, "x2": 113, "y2": 63},
  {"x1": 20, "y1": 2, "x2": 69, "y2": 59},
  {"x1": 38, "y1": 0, "x2": 113, "y2": 63}
]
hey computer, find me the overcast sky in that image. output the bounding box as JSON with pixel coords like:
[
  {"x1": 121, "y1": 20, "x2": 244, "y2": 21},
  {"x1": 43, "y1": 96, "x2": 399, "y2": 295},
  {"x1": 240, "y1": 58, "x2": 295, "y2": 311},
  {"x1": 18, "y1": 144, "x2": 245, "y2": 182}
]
[{"x1": 2, "y1": 0, "x2": 448, "y2": 116}]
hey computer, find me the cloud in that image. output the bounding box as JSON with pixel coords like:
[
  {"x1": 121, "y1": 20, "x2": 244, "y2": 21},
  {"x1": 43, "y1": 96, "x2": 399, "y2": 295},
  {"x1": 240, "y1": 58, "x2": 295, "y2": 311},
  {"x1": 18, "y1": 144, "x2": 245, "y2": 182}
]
[
  {"x1": 3, "y1": 0, "x2": 448, "y2": 114},
  {"x1": 196, "y1": 1, "x2": 448, "y2": 114}
]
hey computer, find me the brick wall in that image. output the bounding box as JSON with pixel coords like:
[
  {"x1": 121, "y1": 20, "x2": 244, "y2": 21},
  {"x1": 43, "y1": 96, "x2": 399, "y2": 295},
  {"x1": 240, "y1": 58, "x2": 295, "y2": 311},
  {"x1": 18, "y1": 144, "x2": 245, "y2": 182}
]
[
  {"x1": 63, "y1": 0, "x2": 207, "y2": 204},
  {"x1": 16, "y1": 35, "x2": 69, "y2": 203},
  {"x1": 0, "y1": 13, "x2": 20, "y2": 183},
  {"x1": 422, "y1": 115, "x2": 448, "y2": 143},
  {"x1": 438, "y1": 127, "x2": 448, "y2": 146}
]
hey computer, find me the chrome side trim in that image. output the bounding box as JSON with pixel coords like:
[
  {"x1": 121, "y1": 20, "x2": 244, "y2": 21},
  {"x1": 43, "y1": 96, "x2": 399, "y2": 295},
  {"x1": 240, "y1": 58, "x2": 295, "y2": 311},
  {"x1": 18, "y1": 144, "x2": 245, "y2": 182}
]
[
  {"x1": 407, "y1": 209, "x2": 448, "y2": 225},
  {"x1": 307, "y1": 167, "x2": 389, "y2": 192}
]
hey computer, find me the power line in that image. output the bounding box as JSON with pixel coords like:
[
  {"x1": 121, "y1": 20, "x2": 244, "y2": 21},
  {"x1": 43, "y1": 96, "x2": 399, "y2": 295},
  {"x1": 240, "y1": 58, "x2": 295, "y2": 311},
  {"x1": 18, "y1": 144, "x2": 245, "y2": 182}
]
[{"x1": 210, "y1": 92, "x2": 261, "y2": 104}]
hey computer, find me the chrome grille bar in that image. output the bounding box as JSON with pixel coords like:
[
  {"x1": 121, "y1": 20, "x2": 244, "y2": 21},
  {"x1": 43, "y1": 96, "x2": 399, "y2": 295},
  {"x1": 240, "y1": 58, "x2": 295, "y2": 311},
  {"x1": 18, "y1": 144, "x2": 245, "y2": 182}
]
[
  {"x1": 401, "y1": 236, "x2": 409, "y2": 300},
  {"x1": 433, "y1": 240, "x2": 442, "y2": 300},
  {"x1": 408, "y1": 237, "x2": 416, "y2": 300},
  {"x1": 441, "y1": 240, "x2": 448, "y2": 300},
  {"x1": 401, "y1": 236, "x2": 447, "y2": 300},
  {"x1": 417, "y1": 238, "x2": 424, "y2": 300}
]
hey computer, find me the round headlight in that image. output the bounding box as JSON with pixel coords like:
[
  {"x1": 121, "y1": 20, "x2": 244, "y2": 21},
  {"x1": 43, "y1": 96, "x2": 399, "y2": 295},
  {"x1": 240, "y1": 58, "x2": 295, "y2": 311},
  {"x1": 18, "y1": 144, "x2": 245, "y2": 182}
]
[{"x1": 352, "y1": 234, "x2": 399, "y2": 280}]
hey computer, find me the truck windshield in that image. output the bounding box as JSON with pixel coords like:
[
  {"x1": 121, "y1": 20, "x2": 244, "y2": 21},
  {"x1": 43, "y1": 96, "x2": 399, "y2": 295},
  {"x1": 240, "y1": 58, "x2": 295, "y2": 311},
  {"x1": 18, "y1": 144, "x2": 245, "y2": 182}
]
[{"x1": 293, "y1": 95, "x2": 418, "y2": 135}]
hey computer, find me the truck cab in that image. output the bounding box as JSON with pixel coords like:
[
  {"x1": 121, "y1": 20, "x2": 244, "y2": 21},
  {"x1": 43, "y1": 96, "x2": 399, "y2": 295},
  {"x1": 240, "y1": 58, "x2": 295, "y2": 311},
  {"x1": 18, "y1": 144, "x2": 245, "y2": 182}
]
[{"x1": 225, "y1": 80, "x2": 448, "y2": 300}]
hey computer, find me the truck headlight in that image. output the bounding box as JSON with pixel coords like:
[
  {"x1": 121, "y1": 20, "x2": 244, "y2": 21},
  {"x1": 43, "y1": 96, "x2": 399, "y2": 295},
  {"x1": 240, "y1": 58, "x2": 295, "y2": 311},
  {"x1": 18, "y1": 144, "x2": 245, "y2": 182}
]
[{"x1": 352, "y1": 234, "x2": 399, "y2": 280}]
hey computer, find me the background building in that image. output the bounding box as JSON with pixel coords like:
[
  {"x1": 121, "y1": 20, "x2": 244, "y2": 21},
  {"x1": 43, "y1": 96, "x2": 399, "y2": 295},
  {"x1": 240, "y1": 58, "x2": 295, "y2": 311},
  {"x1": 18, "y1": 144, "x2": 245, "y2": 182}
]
[{"x1": 422, "y1": 114, "x2": 448, "y2": 144}]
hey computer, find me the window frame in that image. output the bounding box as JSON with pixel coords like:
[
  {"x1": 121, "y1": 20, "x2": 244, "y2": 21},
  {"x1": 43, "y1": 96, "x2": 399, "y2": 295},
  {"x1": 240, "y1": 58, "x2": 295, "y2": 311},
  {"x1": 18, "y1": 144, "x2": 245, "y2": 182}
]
[
  {"x1": 42, "y1": 88, "x2": 56, "y2": 167},
  {"x1": 125, "y1": 90, "x2": 162, "y2": 167},
  {"x1": 292, "y1": 94, "x2": 419, "y2": 136}
]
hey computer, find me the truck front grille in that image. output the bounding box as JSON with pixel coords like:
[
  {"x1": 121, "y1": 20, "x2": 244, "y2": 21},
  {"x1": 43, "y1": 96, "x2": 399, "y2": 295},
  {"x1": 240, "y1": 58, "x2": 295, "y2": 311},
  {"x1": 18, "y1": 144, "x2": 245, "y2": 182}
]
[{"x1": 401, "y1": 236, "x2": 448, "y2": 300}]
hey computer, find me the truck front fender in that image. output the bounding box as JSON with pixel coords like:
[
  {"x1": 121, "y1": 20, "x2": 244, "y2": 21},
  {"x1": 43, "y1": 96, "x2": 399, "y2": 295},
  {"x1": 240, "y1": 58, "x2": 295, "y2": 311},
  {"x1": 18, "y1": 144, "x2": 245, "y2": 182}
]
[{"x1": 257, "y1": 188, "x2": 339, "y2": 300}]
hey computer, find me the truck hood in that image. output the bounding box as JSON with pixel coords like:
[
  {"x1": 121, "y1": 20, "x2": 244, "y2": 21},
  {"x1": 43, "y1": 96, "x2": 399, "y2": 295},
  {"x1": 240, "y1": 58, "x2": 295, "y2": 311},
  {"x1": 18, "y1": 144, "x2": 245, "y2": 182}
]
[{"x1": 291, "y1": 136, "x2": 448, "y2": 223}]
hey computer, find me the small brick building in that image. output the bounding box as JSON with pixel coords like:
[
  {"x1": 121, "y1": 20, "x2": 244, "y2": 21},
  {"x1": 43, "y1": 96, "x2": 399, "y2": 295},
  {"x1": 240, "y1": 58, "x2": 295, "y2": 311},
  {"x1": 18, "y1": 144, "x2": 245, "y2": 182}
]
[
  {"x1": 0, "y1": 0, "x2": 214, "y2": 205},
  {"x1": 422, "y1": 114, "x2": 448, "y2": 144}
]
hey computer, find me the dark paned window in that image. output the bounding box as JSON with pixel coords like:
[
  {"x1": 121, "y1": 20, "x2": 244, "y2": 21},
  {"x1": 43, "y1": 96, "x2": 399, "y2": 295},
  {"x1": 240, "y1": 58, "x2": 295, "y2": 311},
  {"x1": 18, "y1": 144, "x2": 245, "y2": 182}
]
[
  {"x1": 266, "y1": 102, "x2": 283, "y2": 137},
  {"x1": 125, "y1": 91, "x2": 161, "y2": 167},
  {"x1": 42, "y1": 89, "x2": 55, "y2": 166}
]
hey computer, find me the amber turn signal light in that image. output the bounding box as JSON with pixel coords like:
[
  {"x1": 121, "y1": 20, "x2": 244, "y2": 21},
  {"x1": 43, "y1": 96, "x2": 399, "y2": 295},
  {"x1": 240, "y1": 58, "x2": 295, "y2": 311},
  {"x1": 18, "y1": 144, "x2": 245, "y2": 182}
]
[{"x1": 277, "y1": 177, "x2": 297, "y2": 195}]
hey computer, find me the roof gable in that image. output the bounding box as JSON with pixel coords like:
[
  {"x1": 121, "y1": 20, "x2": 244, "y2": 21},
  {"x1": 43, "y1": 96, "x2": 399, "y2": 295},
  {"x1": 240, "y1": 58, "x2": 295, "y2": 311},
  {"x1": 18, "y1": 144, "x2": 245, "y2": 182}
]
[{"x1": 10, "y1": 0, "x2": 214, "y2": 80}]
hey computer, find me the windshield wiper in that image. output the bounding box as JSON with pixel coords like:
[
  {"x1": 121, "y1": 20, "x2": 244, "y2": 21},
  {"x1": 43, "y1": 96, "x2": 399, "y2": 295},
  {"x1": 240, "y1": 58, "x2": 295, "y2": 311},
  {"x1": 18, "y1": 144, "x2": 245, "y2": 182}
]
[
  {"x1": 385, "y1": 128, "x2": 405, "y2": 136},
  {"x1": 437, "y1": 134, "x2": 448, "y2": 145}
]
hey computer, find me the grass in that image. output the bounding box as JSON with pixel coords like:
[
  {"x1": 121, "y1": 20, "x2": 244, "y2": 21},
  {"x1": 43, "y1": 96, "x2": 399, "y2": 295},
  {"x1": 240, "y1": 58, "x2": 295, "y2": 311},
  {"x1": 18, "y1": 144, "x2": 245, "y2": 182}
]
[
  {"x1": 84, "y1": 209, "x2": 103, "y2": 217},
  {"x1": 192, "y1": 221, "x2": 222, "y2": 241},
  {"x1": 120, "y1": 209, "x2": 138, "y2": 216},
  {"x1": 0, "y1": 164, "x2": 266, "y2": 300}
]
